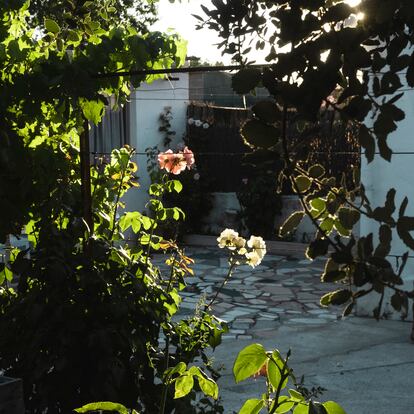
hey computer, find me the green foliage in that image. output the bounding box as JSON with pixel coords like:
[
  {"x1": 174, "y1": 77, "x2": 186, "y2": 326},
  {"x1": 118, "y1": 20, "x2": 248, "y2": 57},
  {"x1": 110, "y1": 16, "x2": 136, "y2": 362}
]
[
  {"x1": 279, "y1": 212, "x2": 305, "y2": 239},
  {"x1": 29, "y1": 0, "x2": 159, "y2": 33},
  {"x1": 0, "y1": 2, "x2": 231, "y2": 413},
  {"x1": 241, "y1": 119, "x2": 280, "y2": 149},
  {"x1": 232, "y1": 68, "x2": 262, "y2": 95},
  {"x1": 75, "y1": 401, "x2": 132, "y2": 414},
  {"x1": 237, "y1": 172, "x2": 283, "y2": 240},
  {"x1": 233, "y1": 344, "x2": 347, "y2": 414},
  {"x1": 233, "y1": 343, "x2": 267, "y2": 383},
  {"x1": 200, "y1": 0, "x2": 414, "y2": 326}
]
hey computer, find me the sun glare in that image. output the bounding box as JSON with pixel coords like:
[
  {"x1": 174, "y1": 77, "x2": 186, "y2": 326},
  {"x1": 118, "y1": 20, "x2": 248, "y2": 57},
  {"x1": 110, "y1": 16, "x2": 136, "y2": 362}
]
[{"x1": 346, "y1": 0, "x2": 362, "y2": 7}]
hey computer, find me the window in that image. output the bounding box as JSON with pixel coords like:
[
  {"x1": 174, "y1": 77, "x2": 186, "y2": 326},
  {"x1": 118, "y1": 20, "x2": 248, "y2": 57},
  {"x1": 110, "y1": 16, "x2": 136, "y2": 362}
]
[{"x1": 90, "y1": 102, "x2": 130, "y2": 157}]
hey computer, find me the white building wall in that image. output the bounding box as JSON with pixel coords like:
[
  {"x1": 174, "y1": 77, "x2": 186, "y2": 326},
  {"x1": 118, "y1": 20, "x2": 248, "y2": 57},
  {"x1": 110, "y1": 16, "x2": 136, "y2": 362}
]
[
  {"x1": 123, "y1": 74, "x2": 190, "y2": 213},
  {"x1": 358, "y1": 81, "x2": 414, "y2": 319}
]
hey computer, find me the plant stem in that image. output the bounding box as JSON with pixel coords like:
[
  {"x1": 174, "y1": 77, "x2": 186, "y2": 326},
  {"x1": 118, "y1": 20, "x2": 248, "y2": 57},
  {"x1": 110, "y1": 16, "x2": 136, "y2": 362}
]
[
  {"x1": 159, "y1": 336, "x2": 170, "y2": 414},
  {"x1": 269, "y1": 353, "x2": 291, "y2": 414},
  {"x1": 205, "y1": 259, "x2": 236, "y2": 310},
  {"x1": 109, "y1": 151, "x2": 131, "y2": 242}
]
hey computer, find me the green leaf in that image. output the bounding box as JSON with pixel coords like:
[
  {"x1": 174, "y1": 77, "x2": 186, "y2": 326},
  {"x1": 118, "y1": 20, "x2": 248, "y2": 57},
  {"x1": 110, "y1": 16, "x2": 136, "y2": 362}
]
[
  {"x1": 119, "y1": 212, "x2": 142, "y2": 233},
  {"x1": 323, "y1": 401, "x2": 346, "y2": 414},
  {"x1": 44, "y1": 18, "x2": 61, "y2": 34},
  {"x1": 2, "y1": 265, "x2": 13, "y2": 282},
  {"x1": 239, "y1": 398, "x2": 265, "y2": 414},
  {"x1": 309, "y1": 401, "x2": 328, "y2": 414},
  {"x1": 320, "y1": 217, "x2": 334, "y2": 233},
  {"x1": 174, "y1": 373, "x2": 194, "y2": 398},
  {"x1": 289, "y1": 389, "x2": 305, "y2": 402},
  {"x1": 74, "y1": 402, "x2": 129, "y2": 414},
  {"x1": 293, "y1": 403, "x2": 309, "y2": 414},
  {"x1": 233, "y1": 343, "x2": 267, "y2": 383},
  {"x1": 80, "y1": 98, "x2": 105, "y2": 125},
  {"x1": 279, "y1": 212, "x2": 305, "y2": 238},
  {"x1": 309, "y1": 164, "x2": 325, "y2": 179},
  {"x1": 310, "y1": 198, "x2": 326, "y2": 213},
  {"x1": 275, "y1": 396, "x2": 295, "y2": 413},
  {"x1": 252, "y1": 101, "x2": 281, "y2": 124},
  {"x1": 171, "y1": 179, "x2": 183, "y2": 193},
  {"x1": 241, "y1": 119, "x2": 280, "y2": 149},
  {"x1": 334, "y1": 220, "x2": 351, "y2": 237},
  {"x1": 289, "y1": 389, "x2": 305, "y2": 401},
  {"x1": 322, "y1": 269, "x2": 346, "y2": 283},
  {"x1": 232, "y1": 68, "x2": 262, "y2": 94},
  {"x1": 268, "y1": 351, "x2": 288, "y2": 390},
  {"x1": 294, "y1": 176, "x2": 311, "y2": 193},
  {"x1": 67, "y1": 30, "x2": 80, "y2": 42},
  {"x1": 197, "y1": 375, "x2": 219, "y2": 400},
  {"x1": 338, "y1": 208, "x2": 360, "y2": 229},
  {"x1": 306, "y1": 239, "x2": 329, "y2": 260},
  {"x1": 321, "y1": 289, "x2": 352, "y2": 307},
  {"x1": 164, "y1": 362, "x2": 187, "y2": 381}
]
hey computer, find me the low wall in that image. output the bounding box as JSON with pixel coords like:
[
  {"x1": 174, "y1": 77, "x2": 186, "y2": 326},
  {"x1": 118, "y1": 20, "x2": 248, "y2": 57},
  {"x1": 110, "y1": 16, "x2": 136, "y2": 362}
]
[
  {"x1": 201, "y1": 192, "x2": 315, "y2": 242},
  {"x1": 0, "y1": 377, "x2": 24, "y2": 414}
]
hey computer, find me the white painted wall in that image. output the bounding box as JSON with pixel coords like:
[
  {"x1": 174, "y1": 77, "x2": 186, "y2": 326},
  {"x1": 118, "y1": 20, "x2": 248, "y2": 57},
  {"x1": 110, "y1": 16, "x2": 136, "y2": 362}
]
[
  {"x1": 358, "y1": 78, "x2": 414, "y2": 319},
  {"x1": 123, "y1": 74, "x2": 190, "y2": 213}
]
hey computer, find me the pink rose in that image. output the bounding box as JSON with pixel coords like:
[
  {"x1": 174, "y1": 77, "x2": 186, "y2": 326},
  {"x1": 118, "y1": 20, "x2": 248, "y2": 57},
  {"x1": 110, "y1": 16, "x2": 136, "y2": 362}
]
[
  {"x1": 183, "y1": 147, "x2": 195, "y2": 169},
  {"x1": 158, "y1": 147, "x2": 195, "y2": 175},
  {"x1": 158, "y1": 150, "x2": 187, "y2": 175}
]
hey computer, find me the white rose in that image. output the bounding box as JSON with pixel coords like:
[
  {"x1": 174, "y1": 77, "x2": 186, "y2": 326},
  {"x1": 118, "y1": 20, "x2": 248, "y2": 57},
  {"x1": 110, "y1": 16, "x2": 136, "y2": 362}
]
[
  {"x1": 188, "y1": 118, "x2": 195, "y2": 125},
  {"x1": 217, "y1": 228, "x2": 240, "y2": 250},
  {"x1": 246, "y1": 250, "x2": 262, "y2": 268},
  {"x1": 203, "y1": 122, "x2": 210, "y2": 129},
  {"x1": 247, "y1": 235, "x2": 266, "y2": 258},
  {"x1": 195, "y1": 120, "x2": 202, "y2": 127}
]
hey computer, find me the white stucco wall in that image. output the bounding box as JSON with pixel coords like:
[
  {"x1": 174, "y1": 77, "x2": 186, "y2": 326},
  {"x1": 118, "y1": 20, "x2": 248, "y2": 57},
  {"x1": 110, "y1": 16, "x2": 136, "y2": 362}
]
[
  {"x1": 358, "y1": 79, "x2": 414, "y2": 319},
  {"x1": 123, "y1": 74, "x2": 190, "y2": 213}
]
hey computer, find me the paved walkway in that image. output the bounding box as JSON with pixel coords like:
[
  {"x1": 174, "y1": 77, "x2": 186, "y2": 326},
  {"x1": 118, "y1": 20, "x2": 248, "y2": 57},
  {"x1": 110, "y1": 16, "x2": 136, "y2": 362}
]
[
  {"x1": 155, "y1": 246, "x2": 340, "y2": 340},
  {"x1": 154, "y1": 246, "x2": 414, "y2": 414}
]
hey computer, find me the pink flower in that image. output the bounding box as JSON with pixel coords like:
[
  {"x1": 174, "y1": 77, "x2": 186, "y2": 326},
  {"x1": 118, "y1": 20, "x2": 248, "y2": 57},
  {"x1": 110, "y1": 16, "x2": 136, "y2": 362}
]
[
  {"x1": 183, "y1": 147, "x2": 195, "y2": 169},
  {"x1": 158, "y1": 147, "x2": 195, "y2": 175},
  {"x1": 158, "y1": 150, "x2": 187, "y2": 175}
]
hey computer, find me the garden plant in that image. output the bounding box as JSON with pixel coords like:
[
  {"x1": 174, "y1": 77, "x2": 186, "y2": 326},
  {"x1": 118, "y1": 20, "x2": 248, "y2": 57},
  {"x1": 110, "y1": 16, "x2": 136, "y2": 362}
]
[
  {"x1": 1, "y1": 0, "x2": 414, "y2": 413},
  {"x1": 198, "y1": 0, "x2": 414, "y2": 335}
]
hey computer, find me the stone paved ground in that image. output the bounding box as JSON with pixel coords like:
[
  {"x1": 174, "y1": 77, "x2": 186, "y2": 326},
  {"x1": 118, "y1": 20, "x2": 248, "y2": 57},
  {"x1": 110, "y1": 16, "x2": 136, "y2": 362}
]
[
  {"x1": 153, "y1": 246, "x2": 342, "y2": 340},
  {"x1": 154, "y1": 246, "x2": 414, "y2": 414}
]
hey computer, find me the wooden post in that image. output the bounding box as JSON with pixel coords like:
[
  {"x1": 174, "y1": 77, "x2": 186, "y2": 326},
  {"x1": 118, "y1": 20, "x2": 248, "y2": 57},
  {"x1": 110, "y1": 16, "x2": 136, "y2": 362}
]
[{"x1": 79, "y1": 119, "x2": 93, "y2": 237}]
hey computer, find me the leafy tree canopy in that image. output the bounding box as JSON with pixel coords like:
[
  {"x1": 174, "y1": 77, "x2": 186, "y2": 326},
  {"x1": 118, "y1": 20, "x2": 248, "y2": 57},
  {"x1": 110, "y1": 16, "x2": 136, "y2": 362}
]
[
  {"x1": 199, "y1": 0, "x2": 414, "y2": 327},
  {"x1": 29, "y1": 0, "x2": 159, "y2": 32}
]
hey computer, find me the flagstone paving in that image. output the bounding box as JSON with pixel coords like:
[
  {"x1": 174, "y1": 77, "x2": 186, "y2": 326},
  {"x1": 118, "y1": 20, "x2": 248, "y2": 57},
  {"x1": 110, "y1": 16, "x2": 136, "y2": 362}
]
[{"x1": 153, "y1": 246, "x2": 343, "y2": 340}]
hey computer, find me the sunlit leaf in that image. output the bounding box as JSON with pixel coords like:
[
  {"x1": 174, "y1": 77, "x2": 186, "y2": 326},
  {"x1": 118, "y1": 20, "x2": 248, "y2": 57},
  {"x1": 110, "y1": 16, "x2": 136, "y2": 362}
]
[
  {"x1": 238, "y1": 398, "x2": 264, "y2": 414},
  {"x1": 233, "y1": 343, "x2": 267, "y2": 383}
]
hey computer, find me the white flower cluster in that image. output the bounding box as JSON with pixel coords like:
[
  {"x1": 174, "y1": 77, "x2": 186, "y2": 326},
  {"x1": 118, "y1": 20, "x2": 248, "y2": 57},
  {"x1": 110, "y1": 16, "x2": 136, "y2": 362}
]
[
  {"x1": 217, "y1": 229, "x2": 266, "y2": 268},
  {"x1": 188, "y1": 118, "x2": 210, "y2": 129}
]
